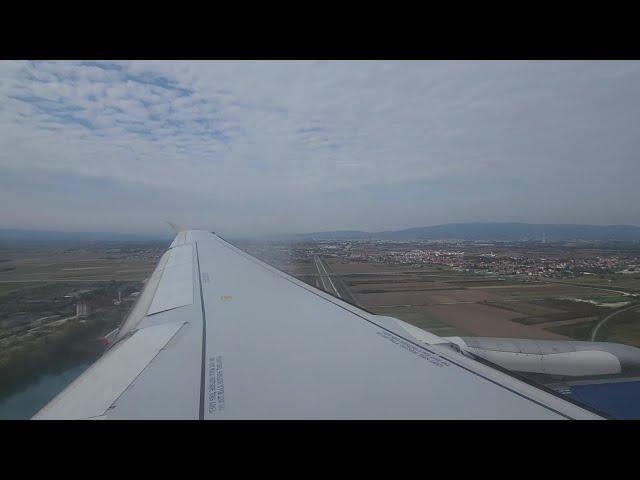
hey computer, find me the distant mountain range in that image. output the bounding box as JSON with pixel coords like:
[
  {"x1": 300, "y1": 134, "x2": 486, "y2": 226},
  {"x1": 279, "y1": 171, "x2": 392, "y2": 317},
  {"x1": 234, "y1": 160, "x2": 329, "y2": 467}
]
[
  {"x1": 268, "y1": 223, "x2": 640, "y2": 242},
  {"x1": 3, "y1": 222, "x2": 640, "y2": 246}
]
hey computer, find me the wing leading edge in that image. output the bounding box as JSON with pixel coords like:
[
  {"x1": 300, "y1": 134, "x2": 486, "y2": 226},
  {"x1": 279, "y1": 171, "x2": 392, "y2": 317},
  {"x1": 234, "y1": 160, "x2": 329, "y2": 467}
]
[{"x1": 34, "y1": 230, "x2": 602, "y2": 419}]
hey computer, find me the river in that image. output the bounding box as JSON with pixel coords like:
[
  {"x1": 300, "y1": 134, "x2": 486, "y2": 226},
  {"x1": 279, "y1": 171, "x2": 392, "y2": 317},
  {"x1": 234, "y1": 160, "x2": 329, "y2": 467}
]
[{"x1": 0, "y1": 363, "x2": 90, "y2": 420}]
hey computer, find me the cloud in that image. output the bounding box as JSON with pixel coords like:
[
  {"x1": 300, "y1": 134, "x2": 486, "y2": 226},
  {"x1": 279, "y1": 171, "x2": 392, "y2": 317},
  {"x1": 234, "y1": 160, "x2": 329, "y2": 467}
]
[{"x1": 1, "y1": 60, "x2": 639, "y2": 236}]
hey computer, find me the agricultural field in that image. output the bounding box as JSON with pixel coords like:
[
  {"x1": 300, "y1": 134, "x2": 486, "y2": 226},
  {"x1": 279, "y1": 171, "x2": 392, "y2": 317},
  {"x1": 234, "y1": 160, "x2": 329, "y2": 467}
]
[
  {"x1": 594, "y1": 306, "x2": 640, "y2": 347},
  {"x1": 292, "y1": 255, "x2": 640, "y2": 344},
  {"x1": 0, "y1": 243, "x2": 165, "y2": 283}
]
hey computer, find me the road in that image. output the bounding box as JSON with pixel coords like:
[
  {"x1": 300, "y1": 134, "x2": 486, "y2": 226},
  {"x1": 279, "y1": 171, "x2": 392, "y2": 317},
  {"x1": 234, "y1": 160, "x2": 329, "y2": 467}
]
[
  {"x1": 543, "y1": 278, "x2": 635, "y2": 297},
  {"x1": 313, "y1": 255, "x2": 342, "y2": 298},
  {"x1": 590, "y1": 303, "x2": 639, "y2": 341}
]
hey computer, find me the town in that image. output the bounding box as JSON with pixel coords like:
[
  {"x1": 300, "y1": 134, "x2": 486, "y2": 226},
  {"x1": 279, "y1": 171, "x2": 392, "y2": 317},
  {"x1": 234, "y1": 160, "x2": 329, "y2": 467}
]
[{"x1": 256, "y1": 240, "x2": 640, "y2": 279}]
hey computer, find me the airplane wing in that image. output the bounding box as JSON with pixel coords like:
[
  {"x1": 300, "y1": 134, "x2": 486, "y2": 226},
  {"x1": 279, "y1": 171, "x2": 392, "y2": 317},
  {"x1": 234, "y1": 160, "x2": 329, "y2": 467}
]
[{"x1": 33, "y1": 230, "x2": 603, "y2": 419}]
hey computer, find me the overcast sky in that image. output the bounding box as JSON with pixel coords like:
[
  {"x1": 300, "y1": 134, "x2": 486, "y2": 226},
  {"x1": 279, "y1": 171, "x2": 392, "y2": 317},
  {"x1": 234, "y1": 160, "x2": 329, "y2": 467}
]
[{"x1": 1, "y1": 60, "x2": 639, "y2": 237}]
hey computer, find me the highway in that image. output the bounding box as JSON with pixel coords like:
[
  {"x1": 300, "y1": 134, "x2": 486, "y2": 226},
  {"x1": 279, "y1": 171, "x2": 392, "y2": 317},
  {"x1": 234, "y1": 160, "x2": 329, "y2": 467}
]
[
  {"x1": 590, "y1": 302, "x2": 639, "y2": 341},
  {"x1": 544, "y1": 278, "x2": 635, "y2": 297},
  {"x1": 313, "y1": 255, "x2": 342, "y2": 298}
]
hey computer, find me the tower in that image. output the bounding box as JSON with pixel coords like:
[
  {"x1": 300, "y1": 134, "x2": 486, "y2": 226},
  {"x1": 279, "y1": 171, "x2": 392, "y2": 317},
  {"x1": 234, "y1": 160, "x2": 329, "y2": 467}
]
[{"x1": 76, "y1": 301, "x2": 89, "y2": 318}]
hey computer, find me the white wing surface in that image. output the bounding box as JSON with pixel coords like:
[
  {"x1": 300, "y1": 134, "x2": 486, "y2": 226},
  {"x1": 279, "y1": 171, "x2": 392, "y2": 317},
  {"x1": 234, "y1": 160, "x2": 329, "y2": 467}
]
[{"x1": 33, "y1": 231, "x2": 602, "y2": 419}]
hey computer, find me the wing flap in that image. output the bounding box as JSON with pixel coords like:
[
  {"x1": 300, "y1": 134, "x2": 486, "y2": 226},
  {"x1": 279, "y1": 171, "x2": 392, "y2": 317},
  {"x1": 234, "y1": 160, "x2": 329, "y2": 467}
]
[{"x1": 33, "y1": 322, "x2": 185, "y2": 420}]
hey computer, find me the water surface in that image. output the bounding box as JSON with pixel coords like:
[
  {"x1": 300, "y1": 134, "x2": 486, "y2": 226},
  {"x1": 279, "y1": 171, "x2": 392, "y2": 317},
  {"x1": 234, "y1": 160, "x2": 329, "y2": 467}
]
[{"x1": 0, "y1": 363, "x2": 89, "y2": 420}]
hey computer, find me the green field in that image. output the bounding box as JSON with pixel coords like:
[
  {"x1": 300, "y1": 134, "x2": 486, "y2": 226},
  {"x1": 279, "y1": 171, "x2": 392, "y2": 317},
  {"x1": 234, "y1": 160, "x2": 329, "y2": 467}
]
[
  {"x1": 547, "y1": 319, "x2": 601, "y2": 340},
  {"x1": 595, "y1": 307, "x2": 640, "y2": 347}
]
